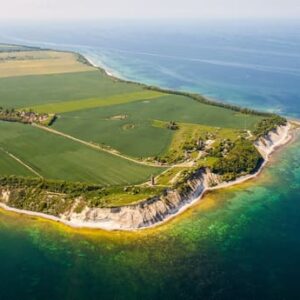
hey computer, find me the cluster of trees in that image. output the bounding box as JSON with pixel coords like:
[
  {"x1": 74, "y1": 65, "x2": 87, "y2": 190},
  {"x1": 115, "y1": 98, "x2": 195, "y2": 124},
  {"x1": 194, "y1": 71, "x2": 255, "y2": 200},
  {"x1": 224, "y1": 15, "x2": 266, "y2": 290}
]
[
  {"x1": 0, "y1": 107, "x2": 25, "y2": 123},
  {"x1": 212, "y1": 138, "x2": 263, "y2": 181},
  {"x1": 253, "y1": 115, "x2": 287, "y2": 138},
  {"x1": 166, "y1": 121, "x2": 179, "y2": 130},
  {"x1": 209, "y1": 139, "x2": 234, "y2": 158},
  {"x1": 0, "y1": 176, "x2": 104, "y2": 196},
  {"x1": 0, "y1": 176, "x2": 163, "y2": 212},
  {"x1": 0, "y1": 107, "x2": 55, "y2": 126}
]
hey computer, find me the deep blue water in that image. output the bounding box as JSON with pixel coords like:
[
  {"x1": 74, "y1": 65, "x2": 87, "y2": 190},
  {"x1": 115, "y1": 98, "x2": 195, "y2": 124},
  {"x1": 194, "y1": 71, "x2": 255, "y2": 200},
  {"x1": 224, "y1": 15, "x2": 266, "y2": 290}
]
[{"x1": 1, "y1": 20, "x2": 300, "y2": 117}]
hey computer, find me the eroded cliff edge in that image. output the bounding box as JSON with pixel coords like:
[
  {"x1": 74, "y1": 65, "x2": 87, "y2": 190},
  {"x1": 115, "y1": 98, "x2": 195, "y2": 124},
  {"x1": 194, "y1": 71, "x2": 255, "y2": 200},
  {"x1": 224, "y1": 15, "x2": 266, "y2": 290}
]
[{"x1": 0, "y1": 123, "x2": 294, "y2": 231}]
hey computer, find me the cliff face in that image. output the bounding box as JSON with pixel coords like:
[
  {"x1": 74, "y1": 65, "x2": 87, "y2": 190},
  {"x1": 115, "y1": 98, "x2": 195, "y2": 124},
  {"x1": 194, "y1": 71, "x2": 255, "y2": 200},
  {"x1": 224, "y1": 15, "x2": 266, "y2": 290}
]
[
  {"x1": 60, "y1": 124, "x2": 291, "y2": 230},
  {"x1": 61, "y1": 169, "x2": 220, "y2": 230},
  {"x1": 0, "y1": 124, "x2": 292, "y2": 231},
  {"x1": 254, "y1": 124, "x2": 291, "y2": 158}
]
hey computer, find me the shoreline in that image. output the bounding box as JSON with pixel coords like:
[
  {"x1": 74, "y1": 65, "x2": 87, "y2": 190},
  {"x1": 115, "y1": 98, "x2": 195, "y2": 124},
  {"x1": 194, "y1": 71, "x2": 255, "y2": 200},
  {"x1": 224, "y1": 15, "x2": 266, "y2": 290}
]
[
  {"x1": 0, "y1": 45, "x2": 298, "y2": 231},
  {"x1": 84, "y1": 55, "x2": 119, "y2": 78},
  {"x1": 0, "y1": 122, "x2": 296, "y2": 232}
]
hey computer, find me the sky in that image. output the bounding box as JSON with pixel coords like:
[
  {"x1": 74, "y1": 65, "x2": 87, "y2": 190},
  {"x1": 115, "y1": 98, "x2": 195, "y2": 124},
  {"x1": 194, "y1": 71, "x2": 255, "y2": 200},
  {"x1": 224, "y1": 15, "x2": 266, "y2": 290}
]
[{"x1": 1, "y1": 0, "x2": 299, "y2": 20}]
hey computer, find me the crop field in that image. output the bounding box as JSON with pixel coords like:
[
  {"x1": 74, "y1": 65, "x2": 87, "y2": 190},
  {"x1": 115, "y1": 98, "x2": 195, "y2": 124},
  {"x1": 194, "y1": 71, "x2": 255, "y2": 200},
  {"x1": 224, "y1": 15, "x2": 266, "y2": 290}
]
[
  {"x1": 0, "y1": 71, "x2": 143, "y2": 108},
  {"x1": 0, "y1": 149, "x2": 34, "y2": 177},
  {"x1": 53, "y1": 95, "x2": 263, "y2": 158},
  {"x1": 0, "y1": 50, "x2": 93, "y2": 78},
  {"x1": 0, "y1": 122, "x2": 163, "y2": 184},
  {"x1": 26, "y1": 90, "x2": 165, "y2": 113}
]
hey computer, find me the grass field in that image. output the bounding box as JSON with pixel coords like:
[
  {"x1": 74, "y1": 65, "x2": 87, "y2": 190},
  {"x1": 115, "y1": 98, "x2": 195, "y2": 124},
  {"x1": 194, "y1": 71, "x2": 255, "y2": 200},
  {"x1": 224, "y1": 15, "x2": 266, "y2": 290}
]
[
  {"x1": 156, "y1": 167, "x2": 187, "y2": 186},
  {"x1": 0, "y1": 71, "x2": 143, "y2": 108},
  {"x1": 0, "y1": 122, "x2": 163, "y2": 185},
  {"x1": 0, "y1": 149, "x2": 34, "y2": 177}
]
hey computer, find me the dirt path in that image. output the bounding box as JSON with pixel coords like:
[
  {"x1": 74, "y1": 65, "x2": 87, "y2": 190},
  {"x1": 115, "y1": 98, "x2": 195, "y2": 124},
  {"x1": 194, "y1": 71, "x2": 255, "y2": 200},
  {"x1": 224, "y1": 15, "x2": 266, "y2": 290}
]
[
  {"x1": 0, "y1": 147, "x2": 43, "y2": 178},
  {"x1": 32, "y1": 124, "x2": 165, "y2": 168}
]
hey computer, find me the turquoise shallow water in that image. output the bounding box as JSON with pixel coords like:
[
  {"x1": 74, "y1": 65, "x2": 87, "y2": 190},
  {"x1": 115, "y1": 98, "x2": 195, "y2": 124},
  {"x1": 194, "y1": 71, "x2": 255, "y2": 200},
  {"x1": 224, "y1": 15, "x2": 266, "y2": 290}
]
[{"x1": 0, "y1": 21, "x2": 300, "y2": 299}]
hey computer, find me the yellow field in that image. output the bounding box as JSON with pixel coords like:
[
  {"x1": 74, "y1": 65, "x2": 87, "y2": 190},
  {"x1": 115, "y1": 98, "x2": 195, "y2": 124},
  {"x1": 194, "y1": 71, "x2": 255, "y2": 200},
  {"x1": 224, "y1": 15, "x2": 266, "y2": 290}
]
[
  {"x1": 0, "y1": 50, "x2": 94, "y2": 78},
  {"x1": 24, "y1": 90, "x2": 166, "y2": 113}
]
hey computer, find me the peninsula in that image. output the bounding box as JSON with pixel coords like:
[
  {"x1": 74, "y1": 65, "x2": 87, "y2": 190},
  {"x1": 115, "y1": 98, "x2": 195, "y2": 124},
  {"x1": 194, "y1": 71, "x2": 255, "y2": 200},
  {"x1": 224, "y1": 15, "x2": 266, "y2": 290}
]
[{"x1": 0, "y1": 44, "x2": 297, "y2": 230}]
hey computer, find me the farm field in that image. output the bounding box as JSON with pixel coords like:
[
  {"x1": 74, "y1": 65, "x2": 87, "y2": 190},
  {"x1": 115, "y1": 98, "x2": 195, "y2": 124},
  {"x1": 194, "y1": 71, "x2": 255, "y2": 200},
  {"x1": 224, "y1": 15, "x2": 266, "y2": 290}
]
[
  {"x1": 53, "y1": 95, "x2": 262, "y2": 158},
  {"x1": 0, "y1": 149, "x2": 34, "y2": 177},
  {"x1": 27, "y1": 90, "x2": 165, "y2": 113},
  {"x1": 0, "y1": 70, "x2": 143, "y2": 108},
  {"x1": 0, "y1": 50, "x2": 94, "y2": 78},
  {"x1": 0, "y1": 122, "x2": 163, "y2": 185}
]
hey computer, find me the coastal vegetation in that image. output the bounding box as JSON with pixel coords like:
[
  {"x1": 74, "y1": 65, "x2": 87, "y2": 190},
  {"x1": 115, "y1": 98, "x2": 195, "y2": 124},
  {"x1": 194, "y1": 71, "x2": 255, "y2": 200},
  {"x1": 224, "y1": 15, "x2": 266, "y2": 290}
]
[
  {"x1": 253, "y1": 115, "x2": 287, "y2": 138},
  {"x1": 0, "y1": 176, "x2": 164, "y2": 215},
  {"x1": 212, "y1": 138, "x2": 263, "y2": 180}
]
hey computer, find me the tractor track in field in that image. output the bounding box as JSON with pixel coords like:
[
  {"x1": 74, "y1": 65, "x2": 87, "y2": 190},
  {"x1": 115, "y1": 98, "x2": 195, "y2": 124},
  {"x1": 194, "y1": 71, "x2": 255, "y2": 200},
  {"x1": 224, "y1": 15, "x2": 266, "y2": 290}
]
[
  {"x1": 32, "y1": 123, "x2": 166, "y2": 168},
  {"x1": 0, "y1": 147, "x2": 43, "y2": 178}
]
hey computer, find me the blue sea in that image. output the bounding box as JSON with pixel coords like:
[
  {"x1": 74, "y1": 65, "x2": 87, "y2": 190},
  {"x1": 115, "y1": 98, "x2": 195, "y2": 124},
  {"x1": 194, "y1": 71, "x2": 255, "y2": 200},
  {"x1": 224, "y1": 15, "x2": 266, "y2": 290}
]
[
  {"x1": 0, "y1": 20, "x2": 299, "y2": 299},
  {"x1": 1, "y1": 20, "x2": 300, "y2": 117}
]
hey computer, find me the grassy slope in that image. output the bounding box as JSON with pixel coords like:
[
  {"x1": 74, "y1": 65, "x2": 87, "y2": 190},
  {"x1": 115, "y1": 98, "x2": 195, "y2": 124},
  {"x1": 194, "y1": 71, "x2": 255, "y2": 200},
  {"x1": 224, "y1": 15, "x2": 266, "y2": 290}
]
[
  {"x1": 53, "y1": 95, "x2": 262, "y2": 158},
  {"x1": 0, "y1": 122, "x2": 163, "y2": 185},
  {"x1": 0, "y1": 71, "x2": 142, "y2": 108}
]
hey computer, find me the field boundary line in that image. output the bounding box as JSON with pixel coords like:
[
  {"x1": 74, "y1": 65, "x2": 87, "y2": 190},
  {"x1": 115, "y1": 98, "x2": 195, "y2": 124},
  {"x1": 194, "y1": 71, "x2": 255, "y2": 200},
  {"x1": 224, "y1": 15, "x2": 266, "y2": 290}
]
[
  {"x1": 0, "y1": 147, "x2": 43, "y2": 178},
  {"x1": 32, "y1": 124, "x2": 165, "y2": 168}
]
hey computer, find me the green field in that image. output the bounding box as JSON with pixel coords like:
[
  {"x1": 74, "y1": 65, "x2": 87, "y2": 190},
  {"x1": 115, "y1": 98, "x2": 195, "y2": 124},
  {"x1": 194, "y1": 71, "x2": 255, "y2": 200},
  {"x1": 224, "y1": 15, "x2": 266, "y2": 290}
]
[
  {"x1": 53, "y1": 95, "x2": 262, "y2": 158},
  {"x1": 0, "y1": 149, "x2": 34, "y2": 177},
  {"x1": 0, "y1": 71, "x2": 143, "y2": 108},
  {"x1": 26, "y1": 90, "x2": 165, "y2": 113},
  {"x1": 0, "y1": 122, "x2": 163, "y2": 184}
]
